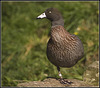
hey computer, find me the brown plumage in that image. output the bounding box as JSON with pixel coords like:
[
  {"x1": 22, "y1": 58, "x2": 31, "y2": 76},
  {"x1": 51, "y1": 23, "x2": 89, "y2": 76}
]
[
  {"x1": 37, "y1": 8, "x2": 84, "y2": 84},
  {"x1": 47, "y1": 25, "x2": 84, "y2": 68}
]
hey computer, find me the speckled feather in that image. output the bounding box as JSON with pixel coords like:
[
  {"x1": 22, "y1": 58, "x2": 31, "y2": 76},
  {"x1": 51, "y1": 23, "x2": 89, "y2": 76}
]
[{"x1": 47, "y1": 25, "x2": 84, "y2": 67}]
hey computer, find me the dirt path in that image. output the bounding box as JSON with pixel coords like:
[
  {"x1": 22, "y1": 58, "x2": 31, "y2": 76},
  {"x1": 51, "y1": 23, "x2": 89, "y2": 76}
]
[{"x1": 17, "y1": 78, "x2": 94, "y2": 87}]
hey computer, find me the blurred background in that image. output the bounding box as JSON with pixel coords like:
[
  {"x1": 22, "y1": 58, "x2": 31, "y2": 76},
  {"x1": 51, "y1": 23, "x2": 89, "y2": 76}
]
[{"x1": 2, "y1": 1, "x2": 99, "y2": 86}]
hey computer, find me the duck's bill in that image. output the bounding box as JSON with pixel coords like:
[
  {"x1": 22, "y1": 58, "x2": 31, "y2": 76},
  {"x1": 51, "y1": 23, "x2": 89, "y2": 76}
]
[{"x1": 37, "y1": 12, "x2": 46, "y2": 19}]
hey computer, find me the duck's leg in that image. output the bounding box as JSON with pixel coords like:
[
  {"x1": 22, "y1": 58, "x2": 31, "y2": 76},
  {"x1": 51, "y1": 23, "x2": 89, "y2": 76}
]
[
  {"x1": 57, "y1": 66, "x2": 63, "y2": 79},
  {"x1": 57, "y1": 66, "x2": 72, "y2": 84}
]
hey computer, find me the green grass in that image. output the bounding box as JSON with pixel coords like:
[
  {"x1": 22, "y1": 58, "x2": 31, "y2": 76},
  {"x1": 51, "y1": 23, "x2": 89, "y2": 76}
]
[{"x1": 2, "y1": 1, "x2": 99, "y2": 86}]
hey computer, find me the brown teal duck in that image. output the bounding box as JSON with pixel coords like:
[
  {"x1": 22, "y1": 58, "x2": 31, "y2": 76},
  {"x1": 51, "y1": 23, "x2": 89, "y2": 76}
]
[{"x1": 37, "y1": 8, "x2": 84, "y2": 84}]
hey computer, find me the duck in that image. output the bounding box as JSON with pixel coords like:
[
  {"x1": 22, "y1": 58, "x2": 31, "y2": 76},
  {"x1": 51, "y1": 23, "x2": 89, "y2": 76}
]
[{"x1": 37, "y1": 8, "x2": 84, "y2": 84}]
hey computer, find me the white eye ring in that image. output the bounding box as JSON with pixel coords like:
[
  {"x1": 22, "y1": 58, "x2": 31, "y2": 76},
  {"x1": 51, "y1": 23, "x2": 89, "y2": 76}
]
[{"x1": 49, "y1": 11, "x2": 51, "y2": 13}]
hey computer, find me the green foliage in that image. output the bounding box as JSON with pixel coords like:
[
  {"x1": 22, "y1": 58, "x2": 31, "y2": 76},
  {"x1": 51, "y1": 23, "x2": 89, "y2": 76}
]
[
  {"x1": 2, "y1": 76, "x2": 17, "y2": 86},
  {"x1": 2, "y1": 1, "x2": 99, "y2": 86}
]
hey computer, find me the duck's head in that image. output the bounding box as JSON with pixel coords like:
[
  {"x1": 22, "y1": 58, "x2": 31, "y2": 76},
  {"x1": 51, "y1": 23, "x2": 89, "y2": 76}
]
[{"x1": 37, "y1": 8, "x2": 64, "y2": 26}]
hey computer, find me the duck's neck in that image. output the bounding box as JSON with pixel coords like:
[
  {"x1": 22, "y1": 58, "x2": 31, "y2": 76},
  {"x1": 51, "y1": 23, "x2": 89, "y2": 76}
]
[{"x1": 51, "y1": 19, "x2": 64, "y2": 27}]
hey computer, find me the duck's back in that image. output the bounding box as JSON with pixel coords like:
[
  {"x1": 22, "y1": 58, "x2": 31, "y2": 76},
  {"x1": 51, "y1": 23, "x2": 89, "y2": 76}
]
[{"x1": 47, "y1": 25, "x2": 84, "y2": 67}]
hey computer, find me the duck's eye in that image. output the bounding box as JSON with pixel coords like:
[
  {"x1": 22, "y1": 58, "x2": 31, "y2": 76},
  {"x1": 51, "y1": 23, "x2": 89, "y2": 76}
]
[{"x1": 49, "y1": 11, "x2": 52, "y2": 13}]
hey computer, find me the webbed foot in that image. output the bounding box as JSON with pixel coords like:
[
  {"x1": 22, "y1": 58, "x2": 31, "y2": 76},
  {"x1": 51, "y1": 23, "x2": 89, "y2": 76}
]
[{"x1": 59, "y1": 78, "x2": 73, "y2": 84}]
